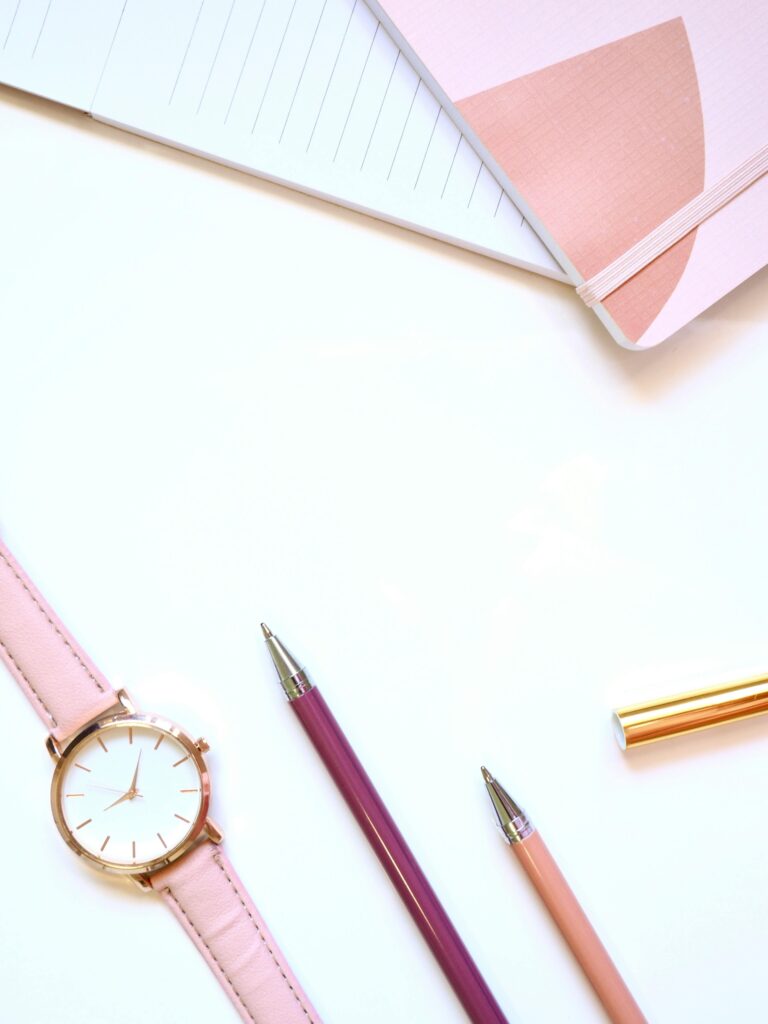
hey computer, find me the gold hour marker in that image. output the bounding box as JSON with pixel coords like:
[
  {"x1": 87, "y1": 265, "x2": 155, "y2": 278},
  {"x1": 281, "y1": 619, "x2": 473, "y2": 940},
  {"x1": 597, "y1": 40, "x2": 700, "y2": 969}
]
[
  {"x1": 154, "y1": 734, "x2": 165, "y2": 751},
  {"x1": 157, "y1": 832, "x2": 167, "y2": 849},
  {"x1": 97, "y1": 737, "x2": 108, "y2": 753},
  {"x1": 76, "y1": 818, "x2": 92, "y2": 830},
  {"x1": 65, "y1": 793, "x2": 85, "y2": 798},
  {"x1": 172, "y1": 755, "x2": 189, "y2": 768},
  {"x1": 129, "y1": 727, "x2": 133, "y2": 745},
  {"x1": 75, "y1": 763, "x2": 91, "y2": 773},
  {"x1": 100, "y1": 835, "x2": 111, "y2": 852},
  {"x1": 132, "y1": 840, "x2": 136, "y2": 860},
  {"x1": 174, "y1": 814, "x2": 191, "y2": 823},
  {"x1": 180, "y1": 788, "x2": 199, "y2": 793}
]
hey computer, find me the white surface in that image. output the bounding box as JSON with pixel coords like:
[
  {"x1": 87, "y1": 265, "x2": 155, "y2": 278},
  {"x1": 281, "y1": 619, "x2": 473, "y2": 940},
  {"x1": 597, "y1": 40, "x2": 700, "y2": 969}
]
[
  {"x1": 0, "y1": 0, "x2": 563, "y2": 279},
  {"x1": 1, "y1": 82, "x2": 768, "y2": 1024}
]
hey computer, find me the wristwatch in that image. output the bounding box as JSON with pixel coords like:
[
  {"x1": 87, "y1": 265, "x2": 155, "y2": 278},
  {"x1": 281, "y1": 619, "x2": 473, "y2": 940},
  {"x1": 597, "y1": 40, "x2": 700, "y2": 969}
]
[{"x1": 0, "y1": 538, "x2": 320, "y2": 1024}]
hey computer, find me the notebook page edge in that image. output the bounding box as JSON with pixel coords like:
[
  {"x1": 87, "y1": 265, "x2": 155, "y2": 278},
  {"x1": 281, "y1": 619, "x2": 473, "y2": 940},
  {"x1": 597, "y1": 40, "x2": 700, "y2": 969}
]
[{"x1": 90, "y1": 108, "x2": 570, "y2": 283}]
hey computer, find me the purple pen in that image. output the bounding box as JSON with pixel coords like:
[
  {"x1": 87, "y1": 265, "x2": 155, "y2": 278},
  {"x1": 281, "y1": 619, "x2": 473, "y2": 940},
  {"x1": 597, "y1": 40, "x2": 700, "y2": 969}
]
[{"x1": 261, "y1": 624, "x2": 509, "y2": 1024}]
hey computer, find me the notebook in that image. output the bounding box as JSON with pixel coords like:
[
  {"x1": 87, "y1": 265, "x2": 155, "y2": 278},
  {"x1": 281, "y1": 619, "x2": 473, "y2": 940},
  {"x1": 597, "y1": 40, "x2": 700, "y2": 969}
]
[
  {"x1": 369, "y1": 0, "x2": 768, "y2": 348},
  {"x1": 0, "y1": 0, "x2": 566, "y2": 282}
]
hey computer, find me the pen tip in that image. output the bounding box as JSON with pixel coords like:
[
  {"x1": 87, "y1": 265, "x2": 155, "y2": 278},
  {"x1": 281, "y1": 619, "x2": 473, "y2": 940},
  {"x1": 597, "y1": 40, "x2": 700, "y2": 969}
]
[
  {"x1": 480, "y1": 765, "x2": 493, "y2": 783},
  {"x1": 260, "y1": 622, "x2": 273, "y2": 639}
]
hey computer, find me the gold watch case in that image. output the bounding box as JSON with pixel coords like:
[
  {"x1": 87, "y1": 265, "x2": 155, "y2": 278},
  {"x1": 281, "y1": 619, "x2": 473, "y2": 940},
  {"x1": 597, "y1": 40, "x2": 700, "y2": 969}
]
[{"x1": 48, "y1": 690, "x2": 220, "y2": 881}]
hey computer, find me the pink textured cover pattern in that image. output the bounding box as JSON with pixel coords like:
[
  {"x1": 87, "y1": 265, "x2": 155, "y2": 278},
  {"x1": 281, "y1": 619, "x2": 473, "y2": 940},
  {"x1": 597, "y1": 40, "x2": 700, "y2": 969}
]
[
  {"x1": 373, "y1": 0, "x2": 768, "y2": 348},
  {"x1": 0, "y1": 540, "x2": 118, "y2": 743},
  {"x1": 153, "y1": 844, "x2": 320, "y2": 1024},
  {"x1": 456, "y1": 20, "x2": 704, "y2": 343}
]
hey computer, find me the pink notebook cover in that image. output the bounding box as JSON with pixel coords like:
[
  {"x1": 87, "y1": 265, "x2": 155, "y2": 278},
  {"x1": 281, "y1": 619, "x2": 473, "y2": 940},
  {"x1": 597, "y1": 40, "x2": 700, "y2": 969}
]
[{"x1": 368, "y1": 1, "x2": 768, "y2": 348}]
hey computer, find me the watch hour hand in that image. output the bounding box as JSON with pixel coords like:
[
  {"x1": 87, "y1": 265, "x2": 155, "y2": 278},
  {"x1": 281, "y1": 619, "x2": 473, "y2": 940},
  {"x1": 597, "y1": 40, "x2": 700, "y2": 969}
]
[
  {"x1": 103, "y1": 752, "x2": 144, "y2": 811},
  {"x1": 102, "y1": 790, "x2": 132, "y2": 812}
]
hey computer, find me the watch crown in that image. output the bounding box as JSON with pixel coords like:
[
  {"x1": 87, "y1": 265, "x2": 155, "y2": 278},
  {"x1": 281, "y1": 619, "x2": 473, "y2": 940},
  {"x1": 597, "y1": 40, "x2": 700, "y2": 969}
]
[{"x1": 195, "y1": 736, "x2": 210, "y2": 753}]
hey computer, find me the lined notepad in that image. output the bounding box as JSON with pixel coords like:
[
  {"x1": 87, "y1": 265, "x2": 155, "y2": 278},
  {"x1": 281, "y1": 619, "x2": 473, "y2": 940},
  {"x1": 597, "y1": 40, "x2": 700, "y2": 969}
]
[{"x1": 0, "y1": 0, "x2": 566, "y2": 281}]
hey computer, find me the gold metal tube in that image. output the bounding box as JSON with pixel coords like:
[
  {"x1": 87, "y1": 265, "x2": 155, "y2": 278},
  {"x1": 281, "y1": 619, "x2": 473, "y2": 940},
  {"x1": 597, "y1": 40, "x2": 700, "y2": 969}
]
[{"x1": 613, "y1": 673, "x2": 768, "y2": 749}]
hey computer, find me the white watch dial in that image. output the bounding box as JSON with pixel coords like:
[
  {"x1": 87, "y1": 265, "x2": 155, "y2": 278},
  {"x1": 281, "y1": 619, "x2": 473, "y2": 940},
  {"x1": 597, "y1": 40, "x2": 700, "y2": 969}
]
[{"x1": 55, "y1": 721, "x2": 204, "y2": 869}]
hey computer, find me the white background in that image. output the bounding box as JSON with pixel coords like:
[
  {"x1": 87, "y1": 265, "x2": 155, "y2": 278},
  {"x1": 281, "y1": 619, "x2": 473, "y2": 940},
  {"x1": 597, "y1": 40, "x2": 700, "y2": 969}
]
[{"x1": 1, "y1": 81, "x2": 767, "y2": 1024}]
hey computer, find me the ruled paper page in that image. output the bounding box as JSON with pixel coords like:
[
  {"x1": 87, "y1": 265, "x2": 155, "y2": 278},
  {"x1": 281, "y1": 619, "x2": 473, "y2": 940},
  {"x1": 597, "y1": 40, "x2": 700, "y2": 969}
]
[
  {"x1": 0, "y1": 0, "x2": 565, "y2": 279},
  {"x1": 0, "y1": 0, "x2": 124, "y2": 108}
]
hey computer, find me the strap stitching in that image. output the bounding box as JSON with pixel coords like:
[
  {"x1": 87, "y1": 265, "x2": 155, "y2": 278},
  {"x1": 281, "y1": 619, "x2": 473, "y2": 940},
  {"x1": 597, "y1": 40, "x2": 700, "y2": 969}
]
[
  {"x1": 164, "y1": 884, "x2": 259, "y2": 1023},
  {"x1": 0, "y1": 545, "x2": 314, "y2": 1020},
  {"x1": 0, "y1": 636, "x2": 58, "y2": 726},
  {"x1": 211, "y1": 852, "x2": 318, "y2": 1024},
  {"x1": 0, "y1": 549, "x2": 106, "y2": 693},
  {"x1": 164, "y1": 855, "x2": 317, "y2": 1024}
]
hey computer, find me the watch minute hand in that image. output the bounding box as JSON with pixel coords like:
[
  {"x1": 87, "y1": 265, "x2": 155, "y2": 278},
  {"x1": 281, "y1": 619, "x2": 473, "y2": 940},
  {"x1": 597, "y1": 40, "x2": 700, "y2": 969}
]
[{"x1": 128, "y1": 750, "x2": 142, "y2": 794}]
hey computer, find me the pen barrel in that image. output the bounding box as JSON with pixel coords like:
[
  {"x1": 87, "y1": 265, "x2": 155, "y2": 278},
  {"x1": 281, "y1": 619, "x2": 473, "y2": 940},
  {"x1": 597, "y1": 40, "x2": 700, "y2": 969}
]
[
  {"x1": 291, "y1": 687, "x2": 509, "y2": 1024},
  {"x1": 613, "y1": 673, "x2": 768, "y2": 749},
  {"x1": 513, "y1": 832, "x2": 647, "y2": 1024}
]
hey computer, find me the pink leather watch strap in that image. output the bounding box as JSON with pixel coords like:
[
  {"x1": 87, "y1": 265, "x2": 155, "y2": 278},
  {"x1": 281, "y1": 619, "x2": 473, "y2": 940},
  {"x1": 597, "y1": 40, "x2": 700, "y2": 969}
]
[
  {"x1": 152, "y1": 843, "x2": 320, "y2": 1024},
  {"x1": 1, "y1": 537, "x2": 321, "y2": 1023},
  {"x1": 0, "y1": 540, "x2": 118, "y2": 743}
]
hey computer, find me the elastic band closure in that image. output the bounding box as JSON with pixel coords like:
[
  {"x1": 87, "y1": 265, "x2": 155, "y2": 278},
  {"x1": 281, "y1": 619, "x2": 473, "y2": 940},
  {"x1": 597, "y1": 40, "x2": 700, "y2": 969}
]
[{"x1": 576, "y1": 143, "x2": 768, "y2": 307}]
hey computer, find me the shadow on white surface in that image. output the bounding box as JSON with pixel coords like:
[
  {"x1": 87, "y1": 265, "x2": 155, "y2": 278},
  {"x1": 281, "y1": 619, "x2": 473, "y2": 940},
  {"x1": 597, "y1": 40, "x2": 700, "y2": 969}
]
[
  {"x1": 2, "y1": 79, "x2": 765, "y2": 403},
  {"x1": 2, "y1": 70, "x2": 768, "y2": 1024},
  {"x1": 621, "y1": 711, "x2": 768, "y2": 774}
]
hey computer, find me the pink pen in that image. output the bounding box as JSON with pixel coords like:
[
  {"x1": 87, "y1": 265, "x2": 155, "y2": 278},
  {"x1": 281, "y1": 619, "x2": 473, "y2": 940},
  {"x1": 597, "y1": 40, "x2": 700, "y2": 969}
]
[
  {"x1": 262, "y1": 624, "x2": 510, "y2": 1024},
  {"x1": 481, "y1": 767, "x2": 647, "y2": 1024}
]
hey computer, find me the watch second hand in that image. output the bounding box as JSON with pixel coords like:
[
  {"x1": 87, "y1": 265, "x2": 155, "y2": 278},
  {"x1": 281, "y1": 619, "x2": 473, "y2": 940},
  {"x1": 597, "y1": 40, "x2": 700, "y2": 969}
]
[{"x1": 88, "y1": 783, "x2": 144, "y2": 798}]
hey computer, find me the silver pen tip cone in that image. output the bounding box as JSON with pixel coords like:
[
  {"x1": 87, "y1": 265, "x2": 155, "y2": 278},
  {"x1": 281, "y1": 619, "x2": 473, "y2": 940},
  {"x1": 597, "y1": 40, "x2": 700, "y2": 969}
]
[
  {"x1": 481, "y1": 769, "x2": 533, "y2": 844},
  {"x1": 260, "y1": 622, "x2": 273, "y2": 639}
]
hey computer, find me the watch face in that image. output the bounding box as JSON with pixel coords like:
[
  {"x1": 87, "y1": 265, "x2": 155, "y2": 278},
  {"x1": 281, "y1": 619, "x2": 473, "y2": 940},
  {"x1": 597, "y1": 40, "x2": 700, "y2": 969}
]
[{"x1": 51, "y1": 717, "x2": 209, "y2": 874}]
